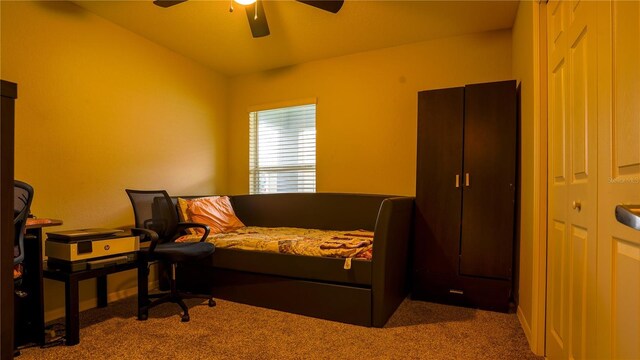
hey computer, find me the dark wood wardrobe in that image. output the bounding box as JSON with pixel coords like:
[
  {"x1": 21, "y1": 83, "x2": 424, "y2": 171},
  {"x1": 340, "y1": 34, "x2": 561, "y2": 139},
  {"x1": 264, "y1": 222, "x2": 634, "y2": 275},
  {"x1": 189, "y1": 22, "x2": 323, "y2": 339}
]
[{"x1": 412, "y1": 80, "x2": 517, "y2": 312}]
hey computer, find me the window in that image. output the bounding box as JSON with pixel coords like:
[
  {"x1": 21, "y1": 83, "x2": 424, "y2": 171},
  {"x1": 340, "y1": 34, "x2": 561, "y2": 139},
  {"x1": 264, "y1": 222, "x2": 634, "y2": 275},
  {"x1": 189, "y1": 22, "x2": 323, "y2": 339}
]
[{"x1": 249, "y1": 103, "x2": 316, "y2": 194}]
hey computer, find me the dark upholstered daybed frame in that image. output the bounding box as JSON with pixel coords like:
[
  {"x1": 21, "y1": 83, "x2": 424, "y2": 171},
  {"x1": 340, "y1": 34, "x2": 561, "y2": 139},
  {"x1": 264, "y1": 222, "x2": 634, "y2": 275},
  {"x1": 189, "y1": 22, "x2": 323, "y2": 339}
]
[{"x1": 174, "y1": 193, "x2": 414, "y2": 327}]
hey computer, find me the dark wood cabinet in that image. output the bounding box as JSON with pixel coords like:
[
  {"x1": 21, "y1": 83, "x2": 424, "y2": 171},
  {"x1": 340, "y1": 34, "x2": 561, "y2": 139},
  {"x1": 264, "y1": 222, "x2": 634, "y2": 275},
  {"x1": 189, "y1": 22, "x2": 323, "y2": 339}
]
[{"x1": 413, "y1": 80, "x2": 517, "y2": 312}]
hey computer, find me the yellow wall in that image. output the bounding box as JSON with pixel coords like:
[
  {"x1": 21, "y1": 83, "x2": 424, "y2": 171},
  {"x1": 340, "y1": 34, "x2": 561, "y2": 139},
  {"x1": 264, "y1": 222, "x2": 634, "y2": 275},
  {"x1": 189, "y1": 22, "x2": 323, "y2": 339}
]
[
  {"x1": 227, "y1": 30, "x2": 513, "y2": 196},
  {"x1": 1, "y1": 1, "x2": 228, "y2": 320},
  {"x1": 511, "y1": 0, "x2": 544, "y2": 355}
]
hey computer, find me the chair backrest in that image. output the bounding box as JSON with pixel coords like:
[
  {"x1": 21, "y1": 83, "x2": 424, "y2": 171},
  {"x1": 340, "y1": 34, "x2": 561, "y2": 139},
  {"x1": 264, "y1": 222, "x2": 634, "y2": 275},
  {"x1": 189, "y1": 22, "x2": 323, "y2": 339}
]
[
  {"x1": 14, "y1": 180, "x2": 34, "y2": 265},
  {"x1": 126, "y1": 189, "x2": 179, "y2": 242}
]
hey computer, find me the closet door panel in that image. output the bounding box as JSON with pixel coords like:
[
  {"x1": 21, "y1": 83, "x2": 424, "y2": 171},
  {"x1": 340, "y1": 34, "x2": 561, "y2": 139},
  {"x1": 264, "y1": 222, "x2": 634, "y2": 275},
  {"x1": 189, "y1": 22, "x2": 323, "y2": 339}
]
[
  {"x1": 413, "y1": 87, "x2": 464, "y2": 293},
  {"x1": 460, "y1": 80, "x2": 517, "y2": 280}
]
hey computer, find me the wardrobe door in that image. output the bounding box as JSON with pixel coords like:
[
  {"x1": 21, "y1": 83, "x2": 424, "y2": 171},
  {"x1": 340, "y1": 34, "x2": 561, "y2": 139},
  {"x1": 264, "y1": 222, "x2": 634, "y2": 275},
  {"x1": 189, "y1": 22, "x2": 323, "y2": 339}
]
[
  {"x1": 413, "y1": 87, "x2": 464, "y2": 295},
  {"x1": 459, "y1": 80, "x2": 516, "y2": 280}
]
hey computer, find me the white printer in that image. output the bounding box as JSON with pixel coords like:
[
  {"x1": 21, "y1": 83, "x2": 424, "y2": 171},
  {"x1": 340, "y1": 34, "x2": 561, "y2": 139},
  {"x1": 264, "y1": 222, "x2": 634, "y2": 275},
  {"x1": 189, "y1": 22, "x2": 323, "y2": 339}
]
[{"x1": 45, "y1": 228, "x2": 139, "y2": 271}]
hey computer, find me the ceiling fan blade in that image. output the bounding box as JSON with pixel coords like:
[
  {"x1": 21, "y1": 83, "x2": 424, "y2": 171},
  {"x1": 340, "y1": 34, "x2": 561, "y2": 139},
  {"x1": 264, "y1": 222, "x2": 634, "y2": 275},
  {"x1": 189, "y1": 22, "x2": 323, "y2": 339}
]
[
  {"x1": 296, "y1": 0, "x2": 343, "y2": 14},
  {"x1": 245, "y1": 0, "x2": 270, "y2": 38},
  {"x1": 153, "y1": 0, "x2": 188, "y2": 8}
]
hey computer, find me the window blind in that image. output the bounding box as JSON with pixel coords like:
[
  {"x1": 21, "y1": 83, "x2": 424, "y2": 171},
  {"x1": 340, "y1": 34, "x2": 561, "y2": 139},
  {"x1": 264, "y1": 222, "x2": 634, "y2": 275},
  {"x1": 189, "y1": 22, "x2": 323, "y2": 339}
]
[{"x1": 249, "y1": 104, "x2": 316, "y2": 194}]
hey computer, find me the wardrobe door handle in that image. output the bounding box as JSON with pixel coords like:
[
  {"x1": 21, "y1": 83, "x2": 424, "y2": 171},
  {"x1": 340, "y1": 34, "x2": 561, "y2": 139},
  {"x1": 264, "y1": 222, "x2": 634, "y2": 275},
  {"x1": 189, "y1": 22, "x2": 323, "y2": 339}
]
[
  {"x1": 465, "y1": 173, "x2": 470, "y2": 187},
  {"x1": 456, "y1": 175, "x2": 460, "y2": 188}
]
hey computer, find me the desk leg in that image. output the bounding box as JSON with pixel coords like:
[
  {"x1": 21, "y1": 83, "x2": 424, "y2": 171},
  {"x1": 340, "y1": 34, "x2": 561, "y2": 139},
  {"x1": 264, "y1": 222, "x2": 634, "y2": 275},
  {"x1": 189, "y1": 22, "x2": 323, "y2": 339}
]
[
  {"x1": 97, "y1": 275, "x2": 107, "y2": 308},
  {"x1": 137, "y1": 260, "x2": 148, "y2": 320},
  {"x1": 64, "y1": 279, "x2": 80, "y2": 346},
  {"x1": 22, "y1": 229, "x2": 45, "y2": 346}
]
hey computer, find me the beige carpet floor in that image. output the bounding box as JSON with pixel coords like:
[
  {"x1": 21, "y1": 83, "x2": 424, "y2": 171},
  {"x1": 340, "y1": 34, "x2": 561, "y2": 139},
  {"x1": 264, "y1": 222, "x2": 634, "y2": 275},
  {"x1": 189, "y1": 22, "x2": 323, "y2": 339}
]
[{"x1": 18, "y1": 296, "x2": 541, "y2": 360}]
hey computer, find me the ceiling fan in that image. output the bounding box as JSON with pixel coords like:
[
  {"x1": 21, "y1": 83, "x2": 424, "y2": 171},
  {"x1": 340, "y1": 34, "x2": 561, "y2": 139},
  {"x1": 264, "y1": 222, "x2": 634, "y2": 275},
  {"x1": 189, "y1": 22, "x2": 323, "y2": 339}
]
[{"x1": 153, "y1": 0, "x2": 344, "y2": 38}]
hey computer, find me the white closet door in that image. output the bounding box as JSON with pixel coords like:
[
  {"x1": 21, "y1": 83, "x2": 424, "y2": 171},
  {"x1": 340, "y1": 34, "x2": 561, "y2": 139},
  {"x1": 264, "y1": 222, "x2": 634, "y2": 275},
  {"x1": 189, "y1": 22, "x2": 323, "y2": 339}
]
[{"x1": 546, "y1": 0, "x2": 598, "y2": 358}]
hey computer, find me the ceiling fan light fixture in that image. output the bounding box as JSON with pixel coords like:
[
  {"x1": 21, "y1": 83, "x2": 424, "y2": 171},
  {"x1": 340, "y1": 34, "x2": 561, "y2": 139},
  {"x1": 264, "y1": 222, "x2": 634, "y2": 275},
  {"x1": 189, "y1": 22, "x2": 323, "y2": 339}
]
[{"x1": 234, "y1": 0, "x2": 257, "y2": 5}]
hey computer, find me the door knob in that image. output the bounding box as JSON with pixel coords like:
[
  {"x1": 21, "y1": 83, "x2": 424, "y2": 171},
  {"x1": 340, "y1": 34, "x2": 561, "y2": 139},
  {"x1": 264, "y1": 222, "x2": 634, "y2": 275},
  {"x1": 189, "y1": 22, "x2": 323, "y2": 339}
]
[{"x1": 572, "y1": 200, "x2": 582, "y2": 211}]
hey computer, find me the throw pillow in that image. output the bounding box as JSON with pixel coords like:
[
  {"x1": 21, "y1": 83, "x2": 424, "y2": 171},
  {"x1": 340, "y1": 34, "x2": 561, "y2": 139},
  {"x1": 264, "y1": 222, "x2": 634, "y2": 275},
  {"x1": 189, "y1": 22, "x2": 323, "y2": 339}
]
[{"x1": 186, "y1": 196, "x2": 245, "y2": 235}]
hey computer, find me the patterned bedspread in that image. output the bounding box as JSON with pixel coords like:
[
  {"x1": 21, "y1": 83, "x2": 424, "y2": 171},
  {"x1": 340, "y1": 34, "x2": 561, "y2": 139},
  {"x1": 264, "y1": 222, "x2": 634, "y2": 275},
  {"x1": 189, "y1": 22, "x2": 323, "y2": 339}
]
[{"x1": 176, "y1": 226, "x2": 374, "y2": 262}]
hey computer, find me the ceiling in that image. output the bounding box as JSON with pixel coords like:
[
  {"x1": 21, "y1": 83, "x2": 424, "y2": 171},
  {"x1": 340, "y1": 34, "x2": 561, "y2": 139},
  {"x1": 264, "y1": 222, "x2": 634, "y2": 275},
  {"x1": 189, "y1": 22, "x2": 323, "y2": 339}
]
[{"x1": 74, "y1": 0, "x2": 519, "y2": 76}]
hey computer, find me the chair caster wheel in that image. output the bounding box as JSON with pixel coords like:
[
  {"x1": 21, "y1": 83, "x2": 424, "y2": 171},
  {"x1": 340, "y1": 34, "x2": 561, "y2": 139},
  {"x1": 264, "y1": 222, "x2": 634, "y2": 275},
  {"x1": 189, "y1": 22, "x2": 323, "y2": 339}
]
[
  {"x1": 208, "y1": 298, "x2": 216, "y2": 307},
  {"x1": 181, "y1": 314, "x2": 190, "y2": 322},
  {"x1": 138, "y1": 312, "x2": 148, "y2": 321}
]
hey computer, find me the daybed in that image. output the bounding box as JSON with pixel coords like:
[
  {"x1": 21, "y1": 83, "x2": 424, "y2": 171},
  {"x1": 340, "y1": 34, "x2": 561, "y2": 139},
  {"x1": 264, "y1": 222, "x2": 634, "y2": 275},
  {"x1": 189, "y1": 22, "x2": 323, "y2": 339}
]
[{"x1": 174, "y1": 193, "x2": 414, "y2": 327}]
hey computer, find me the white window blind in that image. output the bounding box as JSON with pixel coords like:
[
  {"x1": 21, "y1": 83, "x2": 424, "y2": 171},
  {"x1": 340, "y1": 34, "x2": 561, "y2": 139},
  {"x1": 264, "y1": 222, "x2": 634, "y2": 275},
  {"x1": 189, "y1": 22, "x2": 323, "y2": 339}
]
[{"x1": 249, "y1": 103, "x2": 316, "y2": 194}]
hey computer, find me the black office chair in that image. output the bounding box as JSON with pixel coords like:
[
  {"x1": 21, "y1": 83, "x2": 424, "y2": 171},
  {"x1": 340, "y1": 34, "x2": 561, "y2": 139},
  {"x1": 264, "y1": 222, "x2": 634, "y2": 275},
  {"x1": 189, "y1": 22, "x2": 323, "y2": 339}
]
[
  {"x1": 14, "y1": 180, "x2": 34, "y2": 284},
  {"x1": 126, "y1": 189, "x2": 216, "y2": 322}
]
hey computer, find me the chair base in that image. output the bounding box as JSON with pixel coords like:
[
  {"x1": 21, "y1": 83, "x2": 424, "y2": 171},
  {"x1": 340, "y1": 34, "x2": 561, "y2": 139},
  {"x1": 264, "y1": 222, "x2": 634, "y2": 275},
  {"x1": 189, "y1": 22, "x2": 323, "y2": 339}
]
[
  {"x1": 138, "y1": 261, "x2": 215, "y2": 322},
  {"x1": 138, "y1": 291, "x2": 216, "y2": 322}
]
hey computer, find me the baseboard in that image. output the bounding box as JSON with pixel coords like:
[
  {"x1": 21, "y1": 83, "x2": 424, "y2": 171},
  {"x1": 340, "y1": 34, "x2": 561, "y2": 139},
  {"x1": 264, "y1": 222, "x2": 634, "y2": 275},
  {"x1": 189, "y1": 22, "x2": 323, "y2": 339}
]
[
  {"x1": 517, "y1": 305, "x2": 534, "y2": 352},
  {"x1": 44, "y1": 280, "x2": 159, "y2": 322}
]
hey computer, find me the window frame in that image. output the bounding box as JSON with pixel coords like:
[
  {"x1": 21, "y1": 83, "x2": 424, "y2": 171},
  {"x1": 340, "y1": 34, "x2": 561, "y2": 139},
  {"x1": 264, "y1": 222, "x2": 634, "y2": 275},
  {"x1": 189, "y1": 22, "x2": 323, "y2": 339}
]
[{"x1": 248, "y1": 99, "x2": 317, "y2": 195}]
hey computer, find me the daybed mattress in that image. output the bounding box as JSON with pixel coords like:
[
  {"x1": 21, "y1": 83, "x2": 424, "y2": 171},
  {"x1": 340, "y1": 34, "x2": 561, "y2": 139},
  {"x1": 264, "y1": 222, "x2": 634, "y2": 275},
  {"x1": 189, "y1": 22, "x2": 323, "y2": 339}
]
[
  {"x1": 177, "y1": 227, "x2": 375, "y2": 286},
  {"x1": 177, "y1": 226, "x2": 374, "y2": 261}
]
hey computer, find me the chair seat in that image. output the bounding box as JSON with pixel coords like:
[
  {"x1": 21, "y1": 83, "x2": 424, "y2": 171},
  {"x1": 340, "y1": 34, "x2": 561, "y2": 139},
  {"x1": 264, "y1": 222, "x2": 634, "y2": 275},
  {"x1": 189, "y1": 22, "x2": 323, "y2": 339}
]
[{"x1": 142, "y1": 242, "x2": 215, "y2": 263}]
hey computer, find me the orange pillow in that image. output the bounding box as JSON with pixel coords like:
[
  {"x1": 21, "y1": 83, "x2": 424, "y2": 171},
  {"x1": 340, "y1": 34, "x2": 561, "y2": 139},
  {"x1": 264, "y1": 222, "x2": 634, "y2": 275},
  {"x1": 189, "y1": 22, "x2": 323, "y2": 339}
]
[{"x1": 185, "y1": 196, "x2": 245, "y2": 235}]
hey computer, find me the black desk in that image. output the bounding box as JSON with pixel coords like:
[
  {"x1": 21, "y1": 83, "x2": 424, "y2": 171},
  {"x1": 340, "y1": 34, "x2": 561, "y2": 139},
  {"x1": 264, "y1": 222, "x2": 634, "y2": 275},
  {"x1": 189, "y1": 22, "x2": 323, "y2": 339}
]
[{"x1": 43, "y1": 259, "x2": 138, "y2": 346}]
